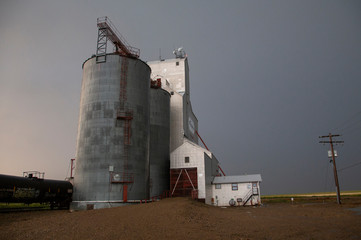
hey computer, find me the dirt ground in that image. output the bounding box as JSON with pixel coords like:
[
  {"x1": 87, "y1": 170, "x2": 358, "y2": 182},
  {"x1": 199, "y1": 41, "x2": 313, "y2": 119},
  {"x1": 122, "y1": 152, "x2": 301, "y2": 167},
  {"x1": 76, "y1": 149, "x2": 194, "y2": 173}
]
[{"x1": 1, "y1": 197, "x2": 361, "y2": 240}]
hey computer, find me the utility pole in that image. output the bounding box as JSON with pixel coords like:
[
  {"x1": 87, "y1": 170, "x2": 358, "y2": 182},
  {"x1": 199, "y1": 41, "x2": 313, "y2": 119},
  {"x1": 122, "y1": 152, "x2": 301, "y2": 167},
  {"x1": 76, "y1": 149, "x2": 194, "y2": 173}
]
[{"x1": 319, "y1": 133, "x2": 344, "y2": 204}]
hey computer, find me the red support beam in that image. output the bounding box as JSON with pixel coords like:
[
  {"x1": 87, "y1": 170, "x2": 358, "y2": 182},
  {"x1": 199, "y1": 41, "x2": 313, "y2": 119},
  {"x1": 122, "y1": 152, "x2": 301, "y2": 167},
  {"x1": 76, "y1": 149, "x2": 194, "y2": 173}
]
[
  {"x1": 123, "y1": 185, "x2": 128, "y2": 202},
  {"x1": 195, "y1": 130, "x2": 209, "y2": 151},
  {"x1": 218, "y1": 166, "x2": 226, "y2": 176},
  {"x1": 195, "y1": 130, "x2": 226, "y2": 176}
]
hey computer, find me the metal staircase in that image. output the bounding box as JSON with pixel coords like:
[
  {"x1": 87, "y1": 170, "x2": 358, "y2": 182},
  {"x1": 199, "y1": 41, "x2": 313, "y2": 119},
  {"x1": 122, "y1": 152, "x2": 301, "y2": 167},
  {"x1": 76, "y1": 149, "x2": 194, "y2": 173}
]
[
  {"x1": 242, "y1": 190, "x2": 253, "y2": 206},
  {"x1": 243, "y1": 186, "x2": 259, "y2": 206}
]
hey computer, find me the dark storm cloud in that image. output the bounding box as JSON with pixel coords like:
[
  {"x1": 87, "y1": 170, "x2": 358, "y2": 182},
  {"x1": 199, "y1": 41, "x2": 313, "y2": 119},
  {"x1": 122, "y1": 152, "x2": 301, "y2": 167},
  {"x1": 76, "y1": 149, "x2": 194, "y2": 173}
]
[{"x1": 1, "y1": 0, "x2": 360, "y2": 194}]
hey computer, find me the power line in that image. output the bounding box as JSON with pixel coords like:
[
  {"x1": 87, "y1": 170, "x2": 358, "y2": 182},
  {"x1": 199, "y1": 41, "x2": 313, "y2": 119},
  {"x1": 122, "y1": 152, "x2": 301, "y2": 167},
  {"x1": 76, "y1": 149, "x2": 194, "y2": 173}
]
[
  {"x1": 340, "y1": 120, "x2": 361, "y2": 136},
  {"x1": 332, "y1": 110, "x2": 361, "y2": 132},
  {"x1": 338, "y1": 161, "x2": 361, "y2": 172}
]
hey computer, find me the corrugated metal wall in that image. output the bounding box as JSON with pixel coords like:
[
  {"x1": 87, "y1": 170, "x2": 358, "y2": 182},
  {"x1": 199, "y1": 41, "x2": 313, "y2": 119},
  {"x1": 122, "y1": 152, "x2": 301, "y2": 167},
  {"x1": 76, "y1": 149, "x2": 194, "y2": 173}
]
[
  {"x1": 72, "y1": 54, "x2": 151, "y2": 210},
  {"x1": 149, "y1": 88, "x2": 170, "y2": 198}
]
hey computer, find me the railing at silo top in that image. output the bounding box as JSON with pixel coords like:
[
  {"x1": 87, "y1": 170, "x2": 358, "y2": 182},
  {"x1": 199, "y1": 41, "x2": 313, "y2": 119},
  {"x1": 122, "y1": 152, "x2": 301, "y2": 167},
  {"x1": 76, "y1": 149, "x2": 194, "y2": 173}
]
[{"x1": 96, "y1": 16, "x2": 140, "y2": 60}]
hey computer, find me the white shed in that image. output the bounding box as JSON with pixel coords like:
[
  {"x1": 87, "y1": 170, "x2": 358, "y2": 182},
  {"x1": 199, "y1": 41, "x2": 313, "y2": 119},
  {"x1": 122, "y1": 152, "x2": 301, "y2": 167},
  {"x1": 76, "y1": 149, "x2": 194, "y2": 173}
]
[{"x1": 211, "y1": 174, "x2": 262, "y2": 207}]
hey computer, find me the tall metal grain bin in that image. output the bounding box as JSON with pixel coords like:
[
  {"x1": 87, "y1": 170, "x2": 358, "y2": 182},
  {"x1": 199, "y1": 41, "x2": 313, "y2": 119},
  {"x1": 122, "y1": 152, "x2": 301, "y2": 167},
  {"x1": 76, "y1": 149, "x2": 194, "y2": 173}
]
[
  {"x1": 72, "y1": 54, "x2": 150, "y2": 210},
  {"x1": 149, "y1": 88, "x2": 170, "y2": 198}
]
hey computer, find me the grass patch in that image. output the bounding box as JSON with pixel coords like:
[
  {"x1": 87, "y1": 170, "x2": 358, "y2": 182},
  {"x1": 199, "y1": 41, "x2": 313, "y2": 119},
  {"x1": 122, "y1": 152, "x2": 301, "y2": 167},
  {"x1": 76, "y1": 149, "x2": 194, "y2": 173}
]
[
  {"x1": 263, "y1": 190, "x2": 361, "y2": 198},
  {"x1": 261, "y1": 190, "x2": 361, "y2": 204},
  {"x1": 0, "y1": 202, "x2": 50, "y2": 209}
]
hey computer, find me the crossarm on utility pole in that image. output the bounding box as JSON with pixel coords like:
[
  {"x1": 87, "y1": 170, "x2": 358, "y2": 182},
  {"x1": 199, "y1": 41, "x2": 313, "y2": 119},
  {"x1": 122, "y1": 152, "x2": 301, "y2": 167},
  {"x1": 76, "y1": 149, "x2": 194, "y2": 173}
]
[{"x1": 318, "y1": 133, "x2": 344, "y2": 204}]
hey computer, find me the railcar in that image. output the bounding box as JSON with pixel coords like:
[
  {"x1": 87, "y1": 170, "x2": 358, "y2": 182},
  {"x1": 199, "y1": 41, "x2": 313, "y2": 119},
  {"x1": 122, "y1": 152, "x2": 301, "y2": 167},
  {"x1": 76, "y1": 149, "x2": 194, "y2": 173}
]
[{"x1": 0, "y1": 173, "x2": 73, "y2": 209}]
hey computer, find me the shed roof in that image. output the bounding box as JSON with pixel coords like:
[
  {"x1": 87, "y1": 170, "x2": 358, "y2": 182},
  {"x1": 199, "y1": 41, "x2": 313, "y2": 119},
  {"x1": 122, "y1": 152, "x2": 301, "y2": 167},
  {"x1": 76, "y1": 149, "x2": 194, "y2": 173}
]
[{"x1": 213, "y1": 174, "x2": 262, "y2": 184}]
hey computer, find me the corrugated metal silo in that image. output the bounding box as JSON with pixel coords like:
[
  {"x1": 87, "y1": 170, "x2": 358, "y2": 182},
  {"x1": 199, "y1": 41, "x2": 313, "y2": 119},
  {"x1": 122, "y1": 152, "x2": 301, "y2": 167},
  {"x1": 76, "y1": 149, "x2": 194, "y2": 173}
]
[
  {"x1": 149, "y1": 88, "x2": 170, "y2": 198},
  {"x1": 72, "y1": 54, "x2": 150, "y2": 210}
]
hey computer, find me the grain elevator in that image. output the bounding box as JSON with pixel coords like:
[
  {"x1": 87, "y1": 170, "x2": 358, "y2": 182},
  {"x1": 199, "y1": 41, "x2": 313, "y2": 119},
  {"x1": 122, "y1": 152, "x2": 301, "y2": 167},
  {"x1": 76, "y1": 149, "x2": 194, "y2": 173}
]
[{"x1": 71, "y1": 17, "x2": 261, "y2": 210}]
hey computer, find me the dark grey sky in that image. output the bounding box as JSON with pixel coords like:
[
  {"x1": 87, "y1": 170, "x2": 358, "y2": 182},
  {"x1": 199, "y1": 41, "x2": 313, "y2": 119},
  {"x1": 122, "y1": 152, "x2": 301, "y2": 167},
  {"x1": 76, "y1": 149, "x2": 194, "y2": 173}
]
[{"x1": 1, "y1": 0, "x2": 360, "y2": 195}]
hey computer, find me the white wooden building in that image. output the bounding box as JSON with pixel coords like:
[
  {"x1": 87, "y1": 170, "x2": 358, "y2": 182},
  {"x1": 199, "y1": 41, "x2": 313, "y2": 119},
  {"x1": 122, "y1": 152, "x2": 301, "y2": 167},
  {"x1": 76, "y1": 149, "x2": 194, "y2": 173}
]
[
  {"x1": 170, "y1": 139, "x2": 219, "y2": 203},
  {"x1": 211, "y1": 175, "x2": 262, "y2": 206},
  {"x1": 148, "y1": 52, "x2": 262, "y2": 206}
]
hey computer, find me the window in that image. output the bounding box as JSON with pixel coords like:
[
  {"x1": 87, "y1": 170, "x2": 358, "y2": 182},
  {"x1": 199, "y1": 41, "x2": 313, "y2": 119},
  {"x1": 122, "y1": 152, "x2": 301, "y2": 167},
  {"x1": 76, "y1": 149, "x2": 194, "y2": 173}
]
[
  {"x1": 232, "y1": 183, "x2": 238, "y2": 191},
  {"x1": 176, "y1": 61, "x2": 179, "y2": 66},
  {"x1": 215, "y1": 184, "x2": 221, "y2": 189},
  {"x1": 185, "y1": 156, "x2": 189, "y2": 163}
]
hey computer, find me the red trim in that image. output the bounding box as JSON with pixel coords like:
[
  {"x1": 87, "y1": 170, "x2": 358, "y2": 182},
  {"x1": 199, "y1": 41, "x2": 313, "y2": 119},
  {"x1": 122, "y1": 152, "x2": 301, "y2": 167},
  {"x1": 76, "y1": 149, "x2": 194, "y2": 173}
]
[
  {"x1": 195, "y1": 131, "x2": 226, "y2": 176},
  {"x1": 195, "y1": 130, "x2": 209, "y2": 151},
  {"x1": 218, "y1": 166, "x2": 226, "y2": 176}
]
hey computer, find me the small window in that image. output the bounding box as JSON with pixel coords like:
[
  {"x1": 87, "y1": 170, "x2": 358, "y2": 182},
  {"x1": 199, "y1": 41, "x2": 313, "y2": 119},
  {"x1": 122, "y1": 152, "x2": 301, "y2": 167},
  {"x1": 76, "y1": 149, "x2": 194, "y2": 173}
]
[
  {"x1": 176, "y1": 61, "x2": 179, "y2": 66},
  {"x1": 232, "y1": 183, "x2": 238, "y2": 191},
  {"x1": 185, "y1": 156, "x2": 189, "y2": 163},
  {"x1": 215, "y1": 184, "x2": 221, "y2": 189}
]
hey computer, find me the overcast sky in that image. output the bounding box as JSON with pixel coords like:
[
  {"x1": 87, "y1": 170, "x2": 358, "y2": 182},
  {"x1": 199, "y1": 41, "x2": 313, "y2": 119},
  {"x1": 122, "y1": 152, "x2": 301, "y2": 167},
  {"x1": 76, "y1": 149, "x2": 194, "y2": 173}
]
[{"x1": 1, "y1": 0, "x2": 360, "y2": 195}]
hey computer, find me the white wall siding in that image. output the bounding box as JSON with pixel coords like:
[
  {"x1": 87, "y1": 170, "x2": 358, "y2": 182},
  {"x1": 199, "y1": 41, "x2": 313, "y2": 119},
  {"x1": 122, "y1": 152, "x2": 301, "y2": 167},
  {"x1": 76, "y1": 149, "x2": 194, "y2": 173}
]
[
  {"x1": 148, "y1": 58, "x2": 187, "y2": 94},
  {"x1": 148, "y1": 58, "x2": 263, "y2": 207},
  {"x1": 148, "y1": 58, "x2": 198, "y2": 148},
  {"x1": 169, "y1": 92, "x2": 184, "y2": 151},
  {"x1": 170, "y1": 141, "x2": 216, "y2": 200},
  {"x1": 171, "y1": 142, "x2": 205, "y2": 198},
  {"x1": 212, "y1": 182, "x2": 261, "y2": 207}
]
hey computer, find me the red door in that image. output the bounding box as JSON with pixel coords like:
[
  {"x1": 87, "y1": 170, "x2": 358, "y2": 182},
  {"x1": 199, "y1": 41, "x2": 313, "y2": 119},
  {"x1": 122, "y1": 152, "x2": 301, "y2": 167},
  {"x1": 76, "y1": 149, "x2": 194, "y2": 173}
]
[{"x1": 170, "y1": 168, "x2": 198, "y2": 197}]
